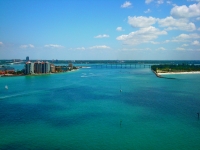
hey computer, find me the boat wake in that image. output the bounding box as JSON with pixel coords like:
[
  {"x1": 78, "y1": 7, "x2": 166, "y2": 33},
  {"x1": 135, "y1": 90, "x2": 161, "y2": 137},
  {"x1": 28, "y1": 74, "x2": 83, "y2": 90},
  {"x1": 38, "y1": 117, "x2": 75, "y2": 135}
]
[
  {"x1": 81, "y1": 67, "x2": 91, "y2": 68},
  {"x1": 81, "y1": 76, "x2": 88, "y2": 78},
  {"x1": 81, "y1": 73, "x2": 99, "y2": 78},
  {"x1": 0, "y1": 90, "x2": 45, "y2": 100}
]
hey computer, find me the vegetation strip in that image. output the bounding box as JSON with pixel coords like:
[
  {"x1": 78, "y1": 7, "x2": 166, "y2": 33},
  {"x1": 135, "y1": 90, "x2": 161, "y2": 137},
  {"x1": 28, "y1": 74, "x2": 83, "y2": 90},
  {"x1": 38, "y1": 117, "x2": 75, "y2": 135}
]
[{"x1": 151, "y1": 64, "x2": 199, "y2": 79}]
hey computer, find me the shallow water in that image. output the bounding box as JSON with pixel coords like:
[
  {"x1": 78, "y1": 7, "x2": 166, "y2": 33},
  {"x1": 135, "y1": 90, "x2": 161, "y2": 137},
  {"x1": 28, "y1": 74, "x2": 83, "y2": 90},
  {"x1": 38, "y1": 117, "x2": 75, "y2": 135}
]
[{"x1": 0, "y1": 65, "x2": 200, "y2": 150}]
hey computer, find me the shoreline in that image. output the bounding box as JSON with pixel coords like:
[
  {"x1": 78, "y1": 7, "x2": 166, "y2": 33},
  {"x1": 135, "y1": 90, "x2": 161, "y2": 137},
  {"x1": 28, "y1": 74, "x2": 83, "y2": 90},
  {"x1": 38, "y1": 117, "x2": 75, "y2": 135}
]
[
  {"x1": 151, "y1": 69, "x2": 176, "y2": 79},
  {"x1": 158, "y1": 71, "x2": 200, "y2": 75},
  {"x1": 0, "y1": 69, "x2": 79, "y2": 77},
  {"x1": 151, "y1": 70, "x2": 162, "y2": 78}
]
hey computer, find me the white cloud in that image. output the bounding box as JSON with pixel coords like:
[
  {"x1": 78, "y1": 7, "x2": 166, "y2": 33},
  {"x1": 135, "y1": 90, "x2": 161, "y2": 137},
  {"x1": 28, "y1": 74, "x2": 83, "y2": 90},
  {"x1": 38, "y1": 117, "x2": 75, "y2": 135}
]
[
  {"x1": 176, "y1": 34, "x2": 190, "y2": 40},
  {"x1": 192, "y1": 40, "x2": 200, "y2": 45},
  {"x1": 197, "y1": 17, "x2": 200, "y2": 20},
  {"x1": 144, "y1": 9, "x2": 151, "y2": 13},
  {"x1": 0, "y1": 42, "x2": 3, "y2": 45},
  {"x1": 20, "y1": 45, "x2": 28, "y2": 48},
  {"x1": 120, "y1": 48, "x2": 137, "y2": 51},
  {"x1": 164, "y1": 33, "x2": 200, "y2": 44},
  {"x1": 158, "y1": 16, "x2": 196, "y2": 31},
  {"x1": 116, "y1": 27, "x2": 123, "y2": 31},
  {"x1": 128, "y1": 16, "x2": 158, "y2": 28},
  {"x1": 29, "y1": 44, "x2": 34, "y2": 48},
  {"x1": 157, "y1": 0, "x2": 164, "y2": 4},
  {"x1": 151, "y1": 41, "x2": 159, "y2": 44},
  {"x1": 89, "y1": 45, "x2": 111, "y2": 49},
  {"x1": 128, "y1": 16, "x2": 196, "y2": 31},
  {"x1": 172, "y1": 33, "x2": 200, "y2": 42},
  {"x1": 44, "y1": 44, "x2": 64, "y2": 48},
  {"x1": 176, "y1": 47, "x2": 185, "y2": 50},
  {"x1": 145, "y1": 48, "x2": 151, "y2": 50},
  {"x1": 171, "y1": 2, "x2": 200, "y2": 18},
  {"x1": 76, "y1": 47, "x2": 85, "y2": 50},
  {"x1": 164, "y1": 40, "x2": 170, "y2": 43},
  {"x1": 94, "y1": 34, "x2": 109, "y2": 38},
  {"x1": 167, "y1": 1, "x2": 172, "y2": 4},
  {"x1": 20, "y1": 44, "x2": 34, "y2": 49},
  {"x1": 145, "y1": 0, "x2": 164, "y2": 5},
  {"x1": 119, "y1": 47, "x2": 151, "y2": 51},
  {"x1": 198, "y1": 27, "x2": 200, "y2": 30},
  {"x1": 116, "y1": 26, "x2": 167, "y2": 45},
  {"x1": 121, "y1": 1, "x2": 132, "y2": 8},
  {"x1": 182, "y1": 44, "x2": 189, "y2": 47},
  {"x1": 145, "y1": 0, "x2": 154, "y2": 4},
  {"x1": 157, "y1": 47, "x2": 166, "y2": 50},
  {"x1": 71, "y1": 46, "x2": 110, "y2": 50}
]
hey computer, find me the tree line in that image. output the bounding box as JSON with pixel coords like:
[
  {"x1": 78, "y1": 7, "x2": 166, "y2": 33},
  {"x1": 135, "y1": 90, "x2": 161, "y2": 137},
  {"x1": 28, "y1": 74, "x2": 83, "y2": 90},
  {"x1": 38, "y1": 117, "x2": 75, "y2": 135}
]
[{"x1": 151, "y1": 64, "x2": 200, "y2": 73}]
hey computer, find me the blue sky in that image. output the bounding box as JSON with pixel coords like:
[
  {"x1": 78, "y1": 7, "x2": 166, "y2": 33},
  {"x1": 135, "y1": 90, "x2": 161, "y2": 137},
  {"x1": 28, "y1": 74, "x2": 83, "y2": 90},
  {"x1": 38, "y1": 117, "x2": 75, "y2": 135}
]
[{"x1": 0, "y1": 0, "x2": 200, "y2": 60}]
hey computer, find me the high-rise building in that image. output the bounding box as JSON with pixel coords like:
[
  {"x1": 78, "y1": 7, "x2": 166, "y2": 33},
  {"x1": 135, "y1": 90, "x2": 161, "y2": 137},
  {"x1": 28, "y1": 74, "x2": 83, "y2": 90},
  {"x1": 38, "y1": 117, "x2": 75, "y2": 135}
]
[
  {"x1": 41, "y1": 61, "x2": 50, "y2": 73},
  {"x1": 34, "y1": 61, "x2": 50, "y2": 74},
  {"x1": 25, "y1": 61, "x2": 34, "y2": 74},
  {"x1": 26, "y1": 56, "x2": 29, "y2": 61},
  {"x1": 34, "y1": 61, "x2": 42, "y2": 73},
  {"x1": 25, "y1": 61, "x2": 52, "y2": 75},
  {"x1": 44, "y1": 61, "x2": 50, "y2": 73}
]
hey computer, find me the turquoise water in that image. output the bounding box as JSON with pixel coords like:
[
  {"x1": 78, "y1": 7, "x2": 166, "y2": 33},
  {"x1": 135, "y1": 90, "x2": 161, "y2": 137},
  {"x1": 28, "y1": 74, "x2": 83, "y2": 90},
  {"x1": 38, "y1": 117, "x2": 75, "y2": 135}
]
[{"x1": 0, "y1": 65, "x2": 200, "y2": 150}]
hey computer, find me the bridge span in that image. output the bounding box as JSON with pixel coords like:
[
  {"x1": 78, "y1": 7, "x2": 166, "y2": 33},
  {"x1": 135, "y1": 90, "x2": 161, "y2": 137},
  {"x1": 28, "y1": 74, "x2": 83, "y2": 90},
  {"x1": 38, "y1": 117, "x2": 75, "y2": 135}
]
[{"x1": 94, "y1": 64, "x2": 152, "y2": 68}]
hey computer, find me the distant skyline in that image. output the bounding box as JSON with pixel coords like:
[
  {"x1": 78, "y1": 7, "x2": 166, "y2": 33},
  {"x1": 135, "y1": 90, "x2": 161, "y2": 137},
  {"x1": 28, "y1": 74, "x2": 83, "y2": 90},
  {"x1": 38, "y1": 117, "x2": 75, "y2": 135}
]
[{"x1": 0, "y1": 0, "x2": 200, "y2": 60}]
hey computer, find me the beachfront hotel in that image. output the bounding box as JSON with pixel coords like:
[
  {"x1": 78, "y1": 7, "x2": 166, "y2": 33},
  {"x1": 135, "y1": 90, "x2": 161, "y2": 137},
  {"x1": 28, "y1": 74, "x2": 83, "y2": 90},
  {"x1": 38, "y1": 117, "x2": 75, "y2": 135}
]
[
  {"x1": 25, "y1": 61, "x2": 34, "y2": 74},
  {"x1": 25, "y1": 61, "x2": 51, "y2": 75}
]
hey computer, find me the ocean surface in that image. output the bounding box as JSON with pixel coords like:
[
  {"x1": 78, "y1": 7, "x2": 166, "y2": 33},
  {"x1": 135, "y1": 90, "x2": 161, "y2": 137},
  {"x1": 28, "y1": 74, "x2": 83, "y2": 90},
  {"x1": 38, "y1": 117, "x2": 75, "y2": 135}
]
[{"x1": 0, "y1": 63, "x2": 200, "y2": 150}]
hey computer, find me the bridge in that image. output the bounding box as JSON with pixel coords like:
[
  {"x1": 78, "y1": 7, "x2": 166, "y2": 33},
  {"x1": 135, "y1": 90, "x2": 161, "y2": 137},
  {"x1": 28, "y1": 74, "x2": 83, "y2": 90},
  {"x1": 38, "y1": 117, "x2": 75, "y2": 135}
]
[{"x1": 94, "y1": 63, "x2": 152, "y2": 68}]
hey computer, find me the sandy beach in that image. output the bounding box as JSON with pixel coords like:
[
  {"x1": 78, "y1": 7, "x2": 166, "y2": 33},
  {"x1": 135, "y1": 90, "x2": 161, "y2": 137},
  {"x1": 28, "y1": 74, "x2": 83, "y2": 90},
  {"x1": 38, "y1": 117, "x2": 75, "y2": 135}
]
[{"x1": 158, "y1": 71, "x2": 200, "y2": 75}]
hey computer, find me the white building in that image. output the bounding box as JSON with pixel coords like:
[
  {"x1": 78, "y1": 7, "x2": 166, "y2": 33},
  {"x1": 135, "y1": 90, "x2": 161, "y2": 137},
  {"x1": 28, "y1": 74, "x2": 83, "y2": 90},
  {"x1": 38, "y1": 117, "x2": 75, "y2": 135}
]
[
  {"x1": 25, "y1": 61, "x2": 34, "y2": 74},
  {"x1": 25, "y1": 61, "x2": 51, "y2": 74}
]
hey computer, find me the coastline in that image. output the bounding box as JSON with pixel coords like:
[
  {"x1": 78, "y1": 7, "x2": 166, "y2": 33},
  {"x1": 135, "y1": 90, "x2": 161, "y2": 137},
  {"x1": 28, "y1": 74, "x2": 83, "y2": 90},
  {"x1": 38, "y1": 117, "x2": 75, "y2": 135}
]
[
  {"x1": 158, "y1": 71, "x2": 200, "y2": 75},
  {"x1": 0, "y1": 74, "x2": 25, "y2": 77},
  {"x1": 151, "y1": 69, "x2": 162, "y2": 78},
  {"x1": 0, "y1": 68, "x2": 79, "y2": 77},
  {"x1": 151, "y1": 69, "x2": 176, "y2": 79}
]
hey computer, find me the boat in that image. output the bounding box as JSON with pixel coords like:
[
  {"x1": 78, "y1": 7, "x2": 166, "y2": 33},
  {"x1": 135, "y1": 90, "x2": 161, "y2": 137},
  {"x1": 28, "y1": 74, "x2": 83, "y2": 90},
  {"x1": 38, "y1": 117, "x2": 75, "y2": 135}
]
[{"x1": 5, "y1": 85, "x2": 8, "y2": 89}]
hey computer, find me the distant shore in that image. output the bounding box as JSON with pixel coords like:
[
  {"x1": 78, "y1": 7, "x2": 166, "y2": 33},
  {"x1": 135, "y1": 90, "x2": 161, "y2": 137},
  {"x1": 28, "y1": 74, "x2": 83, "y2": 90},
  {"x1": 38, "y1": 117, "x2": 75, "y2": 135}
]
[
  {"x1": 0, "y1": 68, "x2": 79, "y2": 77},
  {"x1": 151, "y1": 64, "x2": 200, "y2": 78},
  {"x1": 151, "y1": 70, "x2": 200, "y2": 79},
  {"x1": 0, "y1": 74, "x2": 25, "y2": 77},
  {"x1": 157, "y1": 71, "x2": 200, "y2": 75}
]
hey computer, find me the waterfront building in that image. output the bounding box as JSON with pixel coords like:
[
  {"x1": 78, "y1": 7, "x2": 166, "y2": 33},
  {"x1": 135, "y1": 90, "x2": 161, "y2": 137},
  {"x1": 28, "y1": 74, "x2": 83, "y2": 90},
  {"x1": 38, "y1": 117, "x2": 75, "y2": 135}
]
[
  {"x1": 34, "y1": 61, "x2": 42, "y2": 73},
  {"x1": 13, "y1": 59, "x2": 21, "y2": 62},
  {"x1": 0, "y1": 66, "x2": 15, "y2": 74},
  {"x1": 55, "y1": 66, "x2": 62, "y2": 72},
  {"x1": 24, "y1": 61, "x2": 57, "y2": 74},
  {"x1": 50, "y1": 64, "x2": 55, "y2": 73},
  {"x1": 25, "y1": 61, "x2": 34, "y2": 74},
  {"x1": 34, "y1": 61, "x2": 50, "y2": 74},
  {"x1": 46, "y1": 62, "x2": 50, "y2": 73},
  {"x1": 42, "y1": 61, "x2": 50, "y2": 73},
  {"x1": 41, "y1": 62, "x2": 45, "y2": 73},
  {"x1": 68, "y1": 63, "x2": 73, "y2": 70},
  {"x1": 26, "y1": 56, "x2": 29, "y2": 61}
]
